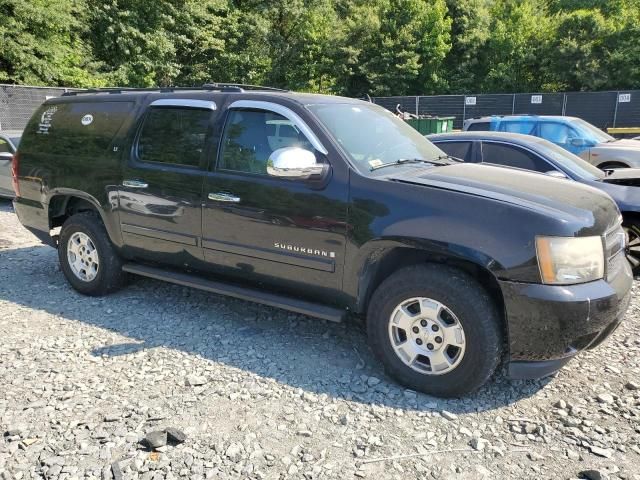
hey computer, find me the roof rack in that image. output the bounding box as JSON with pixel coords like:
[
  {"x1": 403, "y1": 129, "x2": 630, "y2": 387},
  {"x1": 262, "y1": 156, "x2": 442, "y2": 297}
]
[{"x1": 62, "y1": 83, "x2": 288, "y2": 97}]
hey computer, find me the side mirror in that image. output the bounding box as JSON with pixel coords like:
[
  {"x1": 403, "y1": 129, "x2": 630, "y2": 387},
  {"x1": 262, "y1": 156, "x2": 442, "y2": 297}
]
[
  {"x1": 569, "y1": 137, "x2": 587, "y2": 147},
  {"x1": 267, "y1": 147, "x2": 325, "y2": 180},
  {"x1": 545, "y1": 170, "x2": 567, "y2": 179},
  {"x1": 0, "y1": 152, "x2": 13, "y2": 162}
]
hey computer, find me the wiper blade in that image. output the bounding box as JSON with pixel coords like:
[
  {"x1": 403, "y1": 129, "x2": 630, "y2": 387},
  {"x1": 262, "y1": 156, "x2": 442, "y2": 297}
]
[
  {"x1": 370, "y1": 158, "x2": 449, "y2": 171},
  {"x1": 435, "y1": 154, "x2": 463, "y2": 163}
]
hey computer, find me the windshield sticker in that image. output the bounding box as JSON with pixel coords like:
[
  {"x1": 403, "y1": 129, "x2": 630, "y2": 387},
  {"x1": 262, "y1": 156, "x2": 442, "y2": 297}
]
[
  {"x1": 38, "y1": 106, "x2": 58, "y2": 135},
  {"x1": 368, "y1": 159, "x2": 383, "y2": 168},
  {"x1": 81, "y1": 114, "x2": 94, "y2": 126}
]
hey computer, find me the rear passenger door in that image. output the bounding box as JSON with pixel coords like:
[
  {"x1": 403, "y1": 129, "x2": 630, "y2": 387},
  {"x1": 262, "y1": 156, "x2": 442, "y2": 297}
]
[{"x1": 118, "y1": 99, "x2": 216, "y2": 267}]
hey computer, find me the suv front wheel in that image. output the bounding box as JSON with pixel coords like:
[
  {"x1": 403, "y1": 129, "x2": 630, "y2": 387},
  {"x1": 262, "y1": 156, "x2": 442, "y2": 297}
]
[
  {"x1": 367, "y1": 264, "x2": 502, "y2": 398},
  {"x1": 58, "y1": 212, "x2": 125, "y2": 296}
]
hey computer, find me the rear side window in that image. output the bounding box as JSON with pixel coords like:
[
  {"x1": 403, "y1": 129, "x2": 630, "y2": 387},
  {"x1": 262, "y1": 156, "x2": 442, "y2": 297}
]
[
  {"x1": 136, "y1": 107, "x2": 211, "y2": 168},
  {"x1": 20, "y1": 101, "x2": 134, "y2": 156},
  {"x1": 466, "y1": 122, "x2": 490, "y2": 131},
  {"x1": 435, "y1": 141, "x2": 474, "y2": 162},
  {"x1": 481, "y1": 142, "x2": 551, "y2": 172},
  {"x1": 500, "y1": 121, "x2": 535, "y2": 135},
  {"x1": 0, "y1": 138, "x2": 10, "y2": 153}
]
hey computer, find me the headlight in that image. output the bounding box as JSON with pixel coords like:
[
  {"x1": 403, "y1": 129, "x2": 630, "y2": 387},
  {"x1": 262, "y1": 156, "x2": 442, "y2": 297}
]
[{"x1": 536, "y1": 236, "x2": 604, "y2": 285}]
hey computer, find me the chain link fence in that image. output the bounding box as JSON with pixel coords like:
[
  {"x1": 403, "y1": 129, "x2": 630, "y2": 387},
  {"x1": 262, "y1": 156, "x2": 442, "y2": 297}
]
[
  {"x1": 0, "y1": 84, "x2": 85, "y2": 130},
  {"x1": 2, "y1": 84, "x2": 639, "y2": 133},
  {"x1": 373, "y1": 91, "x2": 640, "y2": 130}
]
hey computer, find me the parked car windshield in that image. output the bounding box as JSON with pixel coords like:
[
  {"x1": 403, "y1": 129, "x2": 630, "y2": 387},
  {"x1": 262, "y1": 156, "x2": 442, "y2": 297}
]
[
  {"x1": 571, "y1": 118, "x2": 615, "y2": 144},
  {"x1": 535, "y1": 139, "x2": 605, "y2": 180},
  {"x1": 308, "y1": 103, "x2": 447, "y2": 174}
]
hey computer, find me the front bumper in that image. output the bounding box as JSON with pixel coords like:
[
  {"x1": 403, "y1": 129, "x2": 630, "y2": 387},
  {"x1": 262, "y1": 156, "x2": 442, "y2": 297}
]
[{"x1": 500, "y1": 262, "x2": 632, "y2": 379}]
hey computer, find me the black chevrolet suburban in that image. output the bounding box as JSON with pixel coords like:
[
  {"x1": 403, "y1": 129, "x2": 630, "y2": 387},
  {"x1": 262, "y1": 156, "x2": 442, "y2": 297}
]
[{"x1": 12, "y1": 85, "x2": 633, "y2": 397}]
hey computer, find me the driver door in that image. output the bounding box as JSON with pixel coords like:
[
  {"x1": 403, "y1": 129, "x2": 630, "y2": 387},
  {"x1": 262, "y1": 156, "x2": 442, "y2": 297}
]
[
  {"x1": 538, "y1": 122, "x2": 584, "y2": 154},
  {"x1": 201, "y1": 102, "x2": 349, "y2": 303}
]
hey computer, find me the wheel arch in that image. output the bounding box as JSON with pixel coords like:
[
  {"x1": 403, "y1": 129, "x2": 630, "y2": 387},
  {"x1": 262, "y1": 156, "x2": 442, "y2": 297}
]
[
  {"x1": 353, "y1": 243, "x2": 506, "y2": 326},
  {"x1": 597, "y1": 160, "x2": 631, "y2": 169},
  {"x1": 47, "y1": 190, "x2": 123, "y2": 247}
]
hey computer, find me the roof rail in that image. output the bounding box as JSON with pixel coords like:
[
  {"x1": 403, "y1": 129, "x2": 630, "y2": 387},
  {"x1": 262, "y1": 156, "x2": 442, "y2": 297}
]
[
  {"x1": 62, "y1": 83, "x2": 287, "y2": 97},
  {"x1": 202, "y1": 82, "x2": 289, "y2": 92}
]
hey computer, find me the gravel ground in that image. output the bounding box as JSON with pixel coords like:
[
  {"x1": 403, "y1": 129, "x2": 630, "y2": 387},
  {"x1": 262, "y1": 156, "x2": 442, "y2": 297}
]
[{"x1": 1, "y1": 198, "x2": 639, "y2": 480}]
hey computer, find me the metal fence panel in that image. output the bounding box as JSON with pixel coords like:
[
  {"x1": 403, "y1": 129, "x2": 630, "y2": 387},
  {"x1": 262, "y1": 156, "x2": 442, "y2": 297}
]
[
  {"x1": 462, "y1": 94, "x2": 514, "y2": 122},
  {"x1": 0, "y1": 84, "x2": 79, "y2": 130},
  {"x1": 564, "y1": 91, "x2": 618, "y2": 128},
  {"x1": 614, "y1": 91, "x2": 640, "y2": 128},
  {"x1": 513, "y1": 93, "x2": 564, "y2": 116},
  {"x1": 418, "y1": 95, "x2": 465, "y2": 128}
]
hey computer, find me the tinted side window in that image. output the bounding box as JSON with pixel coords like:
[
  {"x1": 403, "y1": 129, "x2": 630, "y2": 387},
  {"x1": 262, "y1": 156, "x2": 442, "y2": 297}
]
[
  {"x1": 481, "y1": 142, "x2": 551, "y2": 172},
  {"x1": 220, "y1": 109, "x2": 312, "y2": 174},
  {"x1": 137, "y1": 107, "x2": 211, "y2": 168},
  {"x1": 501, "y1": 121, "x2": 535, "y2": 135},
  {"x1": 466, "y1": 122, "x2": 490, "y2": 131},
  {"x1": 20, "y1": 101, "x2": 134, "y2": 156},
  {"x1": 435, "y1": 141, "x2": 473, "y2": 162},
  {"x1": 539, "y1": 123, "x2": 576, "y2": 144}
]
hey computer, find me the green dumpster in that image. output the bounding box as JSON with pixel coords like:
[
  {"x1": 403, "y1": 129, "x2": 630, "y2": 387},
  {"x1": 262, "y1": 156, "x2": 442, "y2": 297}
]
[{"x1": 405, "y1": 116, "x2": 455, "y2": 135}]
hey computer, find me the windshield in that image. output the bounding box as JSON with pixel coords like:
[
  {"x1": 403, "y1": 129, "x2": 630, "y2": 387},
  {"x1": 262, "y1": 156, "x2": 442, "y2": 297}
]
[
  {"x1": 535, "y1": 139, "x2": 605, "y2": 180},
  {"x1": 308, "y1": 103, "x2": 446, "y2": 174},
  {"x1": 571, "y1": 118, "x2": 615, "y2": 144}
]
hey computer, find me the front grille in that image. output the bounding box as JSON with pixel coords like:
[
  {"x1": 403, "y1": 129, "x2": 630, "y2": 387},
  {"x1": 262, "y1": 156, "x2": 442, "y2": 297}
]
[{"x1": 605, "y1": 223, "x2": 626, "y2": 281}]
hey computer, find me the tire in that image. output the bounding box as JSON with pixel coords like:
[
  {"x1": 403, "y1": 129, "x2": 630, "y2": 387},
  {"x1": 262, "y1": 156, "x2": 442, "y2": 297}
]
[
  {"x1": 367, "y1": 264, "x2": 502, "y2": 398},
  {"x1": 623, "y1": 219, "x2": 640, "y2": 276},
  {"x1": 58, "y1": 212, "x2": 125, "y2": 296}
]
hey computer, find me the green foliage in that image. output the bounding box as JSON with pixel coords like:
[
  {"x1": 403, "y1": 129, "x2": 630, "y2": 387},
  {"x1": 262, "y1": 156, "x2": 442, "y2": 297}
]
[{"x1": 1, "y1": 0, "x2": 639, "y2": 93}]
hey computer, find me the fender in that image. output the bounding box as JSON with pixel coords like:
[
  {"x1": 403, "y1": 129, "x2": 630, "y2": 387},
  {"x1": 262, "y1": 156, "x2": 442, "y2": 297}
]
[
  {"x1": 46, "y1": 187, "x2": 124, "y2": 248},
  {"x1": 344, "y1": 236, "x2": 507, "y2": 314}
]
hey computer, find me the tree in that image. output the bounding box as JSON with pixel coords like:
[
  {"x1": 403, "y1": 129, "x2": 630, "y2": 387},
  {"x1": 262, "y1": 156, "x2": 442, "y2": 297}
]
[
  {"x1": 337, "y1": 0, "x2": 451, "y2": 96},
  {"x1": 444, "y1": 0, "x2": 492, "y2": 93},
  {"x1": 0, "y1": 0, "x2": 98, "y2": 86}
]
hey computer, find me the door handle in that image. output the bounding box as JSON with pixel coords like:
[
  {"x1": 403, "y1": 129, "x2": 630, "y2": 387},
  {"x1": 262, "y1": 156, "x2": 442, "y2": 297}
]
[
  {"x1": 123, "y1": 180, "x2": 149, "y2": 189},
  {"x1": 208, "y1": 192, "x2": 241, "y2": 203}
]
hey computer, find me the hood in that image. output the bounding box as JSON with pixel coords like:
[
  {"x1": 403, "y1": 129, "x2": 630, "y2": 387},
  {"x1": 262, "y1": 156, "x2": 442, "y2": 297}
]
[
  {"x1": 389, "y1": 163, "x2": 619, "y2": 234},
  {"x1": 597, "y1": 139, "x2": 640, "y2": 151}
]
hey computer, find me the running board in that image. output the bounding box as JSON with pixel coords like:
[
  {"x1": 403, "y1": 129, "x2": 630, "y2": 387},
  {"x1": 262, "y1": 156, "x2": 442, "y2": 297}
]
[{"x1": 122, "y1": 263, "x2": 345, "y2": 323}]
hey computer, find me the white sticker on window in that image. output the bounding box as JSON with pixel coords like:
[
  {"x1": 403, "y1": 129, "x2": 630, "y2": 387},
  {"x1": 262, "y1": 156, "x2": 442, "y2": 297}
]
[
  {"x1": 38, "y1": 106, "x2": 58, "y2": 135},
  {"x1": 81, "y1": 114, "x2": 94, "y2": 126}
]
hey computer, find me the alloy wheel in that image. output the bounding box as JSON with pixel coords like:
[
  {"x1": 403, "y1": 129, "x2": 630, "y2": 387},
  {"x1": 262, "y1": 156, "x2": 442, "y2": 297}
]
[
  {"x1": 388, "y1": 297, "x2": 466, "y2": 375},
  {"x1": 67, "y1": 232, "x2": 100, "y2": 282},
  {"x1": 624, "y1": 225, "x2": 640, "y2": 271}
]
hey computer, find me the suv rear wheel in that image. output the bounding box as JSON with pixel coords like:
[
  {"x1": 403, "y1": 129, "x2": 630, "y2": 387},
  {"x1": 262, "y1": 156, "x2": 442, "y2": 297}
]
[
  {"x1": 58, "y1": 212, "x2": 125, "y2": 295},
  {"x1": 367, "y1": 264, "x2": 502, "y2": 397}
]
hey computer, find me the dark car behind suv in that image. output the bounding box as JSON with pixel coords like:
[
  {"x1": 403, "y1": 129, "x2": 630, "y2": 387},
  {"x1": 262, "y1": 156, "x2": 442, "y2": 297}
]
[{"x1": 12, "y1": 85, "x2": 632, "y2": 397}]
